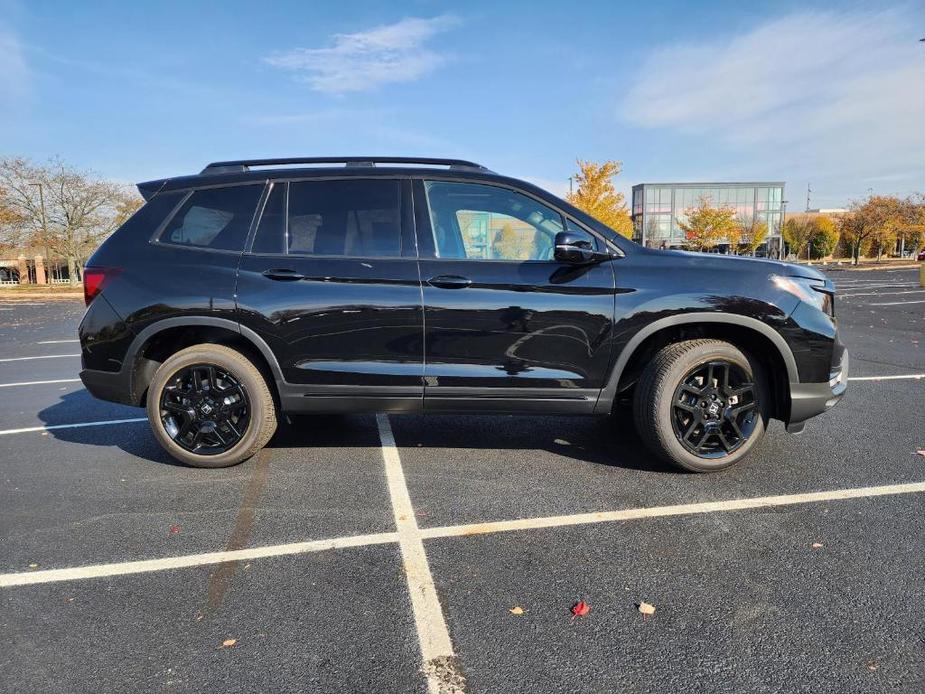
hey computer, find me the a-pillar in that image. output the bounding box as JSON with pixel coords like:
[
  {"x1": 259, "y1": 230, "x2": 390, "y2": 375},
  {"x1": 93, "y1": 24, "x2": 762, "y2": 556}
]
[{"x1": 34, "y1": 255, "x2": 47, "y2": 285}]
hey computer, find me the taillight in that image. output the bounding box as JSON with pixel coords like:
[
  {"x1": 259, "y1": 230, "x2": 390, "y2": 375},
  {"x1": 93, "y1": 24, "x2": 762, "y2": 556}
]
[{"x1": 83, "y1": 267, "x2": 121, "y2": 306}]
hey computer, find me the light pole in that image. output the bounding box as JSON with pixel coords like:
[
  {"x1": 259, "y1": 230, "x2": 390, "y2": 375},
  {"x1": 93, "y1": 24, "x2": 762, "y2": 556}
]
[
  {"x1": 28, "y1": 182, "x2": 51, "y2": 283},
  {"x1": 780, "y1": 199, "x2": 788, "y2": 260}
]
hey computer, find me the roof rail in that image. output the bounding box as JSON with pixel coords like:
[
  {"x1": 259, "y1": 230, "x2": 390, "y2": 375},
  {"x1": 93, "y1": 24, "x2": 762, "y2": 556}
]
[{"x1": 200, "y1": 157, "x2": 490, "y2": 175}]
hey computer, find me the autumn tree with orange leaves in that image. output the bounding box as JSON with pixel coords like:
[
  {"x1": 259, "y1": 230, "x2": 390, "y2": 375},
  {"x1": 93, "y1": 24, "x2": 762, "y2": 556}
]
[{"x1": 566, "y1": 160, "x2": 633, "y2": 238}]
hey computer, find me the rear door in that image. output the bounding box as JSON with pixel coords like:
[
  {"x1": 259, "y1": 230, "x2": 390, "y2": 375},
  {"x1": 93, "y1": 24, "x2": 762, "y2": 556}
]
[
  {"x1": 236, "y1": 176, "x2": 424, "y2": 412},
  {"x1": 414, "y1": 178, "x2": 616, "y2": 413}
]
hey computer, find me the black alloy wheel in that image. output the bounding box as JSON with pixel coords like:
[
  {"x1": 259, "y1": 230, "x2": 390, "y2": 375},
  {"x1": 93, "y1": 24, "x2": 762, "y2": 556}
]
[
  {"x1": 159, "y1": 363, "x2": 250, "y2": 455},
  {"x1": 671, "y1": 359, "x2": 758, "y2": 458}
]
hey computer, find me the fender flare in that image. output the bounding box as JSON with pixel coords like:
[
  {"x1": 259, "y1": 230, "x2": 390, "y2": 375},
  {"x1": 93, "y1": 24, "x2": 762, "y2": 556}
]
[
  {"x1": 124, "y1": 317, "x2": 285, "y2": 401},
  {"x1": 593, "y1": 312, "x2": 799, "y2": 414}
]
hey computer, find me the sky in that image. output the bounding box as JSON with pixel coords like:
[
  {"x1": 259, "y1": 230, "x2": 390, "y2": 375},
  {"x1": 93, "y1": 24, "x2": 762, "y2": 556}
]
[{"x1": 2, "y1": 0, "x2": 924, "y2": 209}]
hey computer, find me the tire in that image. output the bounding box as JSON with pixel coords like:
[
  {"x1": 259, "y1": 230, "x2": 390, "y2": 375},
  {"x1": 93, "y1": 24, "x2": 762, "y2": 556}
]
[
  {"x1": 632, "y1": 339, "x2": 768, "y2": 472},
  {"x1": 146, "y1": 344, "x2": 277, "y2": 468}
]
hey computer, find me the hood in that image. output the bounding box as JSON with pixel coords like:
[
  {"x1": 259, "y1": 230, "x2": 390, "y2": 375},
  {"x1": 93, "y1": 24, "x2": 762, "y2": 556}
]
[{"x1": 645, "y1": 248, "x2": 826, "y2": 280}]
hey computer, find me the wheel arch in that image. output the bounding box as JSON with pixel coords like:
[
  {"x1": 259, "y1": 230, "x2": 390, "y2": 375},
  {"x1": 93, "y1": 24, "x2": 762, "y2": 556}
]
[
  {"x1": 595, "y1": 313, "x2": 798, "y2": 420},
  {"x1": 125, "y1": 317, "x2": 283, "y2": 407}
]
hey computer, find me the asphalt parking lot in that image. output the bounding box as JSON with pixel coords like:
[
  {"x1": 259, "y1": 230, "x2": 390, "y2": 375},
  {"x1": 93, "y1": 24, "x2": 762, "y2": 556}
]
[{"x1": 1, "y1": 266, "x2": 923, "y2": 694}]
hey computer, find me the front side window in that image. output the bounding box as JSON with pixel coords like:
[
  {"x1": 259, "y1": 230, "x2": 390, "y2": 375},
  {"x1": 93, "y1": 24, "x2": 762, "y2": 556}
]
[
  {"x1": 160, "y1": 185, "x2": 262, "y2": 251},
  {"x1": 425, "y1": 181, "x2": 587, "y2": 261},
  {"x1": 285, "y1": 179, "x2": 401, "y2": 257}
]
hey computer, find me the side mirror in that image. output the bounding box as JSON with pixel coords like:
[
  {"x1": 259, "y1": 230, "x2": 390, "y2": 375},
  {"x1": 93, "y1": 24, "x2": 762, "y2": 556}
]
[{"x1": 554, "y1": 231, "x2": 606, "y2": 264}]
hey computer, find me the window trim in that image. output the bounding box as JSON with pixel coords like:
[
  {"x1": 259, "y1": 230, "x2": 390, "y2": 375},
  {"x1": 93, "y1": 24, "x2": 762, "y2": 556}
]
[
  {"x1": 150, "y1": 181, "x2": 267, "y2": 255},
  {"x1": 416, "y1": 176, "x2": 616, "y2": 262},
  {"x1": 244, "y1": 176, "x2": 407, "y2": 260}
]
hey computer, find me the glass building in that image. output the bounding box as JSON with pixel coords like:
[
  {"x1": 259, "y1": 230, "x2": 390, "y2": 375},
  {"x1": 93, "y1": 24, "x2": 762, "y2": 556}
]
[{"x1": 631, "y1": 182, "x2": 785, "y2": 255}]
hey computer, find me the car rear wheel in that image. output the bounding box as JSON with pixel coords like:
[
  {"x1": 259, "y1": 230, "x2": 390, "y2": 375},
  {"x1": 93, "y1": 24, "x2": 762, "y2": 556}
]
[
  {"x1": 633, "y1": 339, "x2": 768, "y2": 472},
  {"x1": 146, "y1": 344, "x2": 277, "y2": 468}
]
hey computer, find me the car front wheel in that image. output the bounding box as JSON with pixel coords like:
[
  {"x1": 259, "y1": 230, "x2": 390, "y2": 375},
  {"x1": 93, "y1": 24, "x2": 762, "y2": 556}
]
[
  {"x1": 633, "y1": 339, "x2": 768, "y2": 472},
  {"x1": 146, "y1": 344, "x2": 277, "y2": 468}
]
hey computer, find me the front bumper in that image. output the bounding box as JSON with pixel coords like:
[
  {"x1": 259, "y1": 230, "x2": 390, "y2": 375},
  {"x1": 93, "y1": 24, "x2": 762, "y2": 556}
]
[{"x1": 785, "y1": 345, "x2": 848, "y2": 433}]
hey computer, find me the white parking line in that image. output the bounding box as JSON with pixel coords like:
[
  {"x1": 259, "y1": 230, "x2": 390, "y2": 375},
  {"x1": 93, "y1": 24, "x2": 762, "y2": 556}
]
[
  {"x1": 848, "y1": 374, "x2": 925, "y2": 381},
  {"x1": 419, "y1": 481, "x2": 925, "y2": 540},
  {"x1": 841, "y1": 290, "x2": 925, "y2": 298},
  {"x1": 0, "y1": 532, "x2": 399, "y2": 588},
  {"x1": 2, "y1": 480, "x2": 924, "y2": 590},
  {"x1": 377, "y1": 414, "x2": 462, "y2": 694},
  {"x1": 0, "y1": 378, "x2": 82, "y2": 389},
  {"x1": 0, "y1": 354, "x2": 80, "y2": 363},
  {"x1": 36, "y1": 339, "x2": 79, "y2": 344},
  {"x1": 868, "y1": 300, "x2": 925, "y2": 306},
  {"x1": 0, "y1": 418, "x2": 147, "y2": 436},
  {"x1": 835, "y1": 282, "x2": 919, "y2": 292}
]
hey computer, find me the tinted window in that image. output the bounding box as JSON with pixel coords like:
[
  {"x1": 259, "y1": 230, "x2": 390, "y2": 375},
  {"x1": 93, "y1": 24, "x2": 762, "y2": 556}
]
[
  {"x1": 286, "y1": 179, "x2": 401, "y2": 257},
  {"x1": 160, "y1": 185, "x2": 262, "y2": 251},
  {"x1": 424, "y1": 181, "x2": 568, "y2": 261},
  {"x1": 251, "y1": 182, "x2": 286, "y2": 254}
]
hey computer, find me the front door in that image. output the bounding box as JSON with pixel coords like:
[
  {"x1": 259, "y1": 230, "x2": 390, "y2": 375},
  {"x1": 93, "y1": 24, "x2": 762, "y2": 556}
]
[
  {"x1": 236, "y1": 177, "x2": 423, "y2": 411},
  {"x1": 414, "y1": 179, "x2": 616, "y2": 413}
]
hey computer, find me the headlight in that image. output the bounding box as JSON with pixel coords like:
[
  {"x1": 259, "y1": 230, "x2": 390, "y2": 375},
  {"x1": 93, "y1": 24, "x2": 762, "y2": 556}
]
[{"x1": 772, "y1": 275, "x2": 834, "y2": 316}]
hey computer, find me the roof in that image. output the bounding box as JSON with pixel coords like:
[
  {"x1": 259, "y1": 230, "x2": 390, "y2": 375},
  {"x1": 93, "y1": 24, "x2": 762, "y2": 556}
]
[{"x1": 137, "y1": 156, "x2": 495, "y2": 201}]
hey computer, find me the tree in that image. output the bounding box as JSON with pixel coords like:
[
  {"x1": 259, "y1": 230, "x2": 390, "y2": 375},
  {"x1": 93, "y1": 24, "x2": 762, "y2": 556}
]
[
  {"x1": 782, "y1": 218, "x2": 816, "y2": 259},
  {"x1": 0, "y1": 186, "x2": 25, "y2": 252},
  {"x1": 896, "y1": 193, "x2": 925, "y2": 256},
  {"x1": 678, "y1": 195, "x2": 737, "y2": 251},
  {"x1": 736, "y1": 216, "x2": 767, "y2": 256},
  {"x1": 840, "y1": 195, "x2": 904, "y2": 265},
  {"x1": 809, "y1": 216, "x2": 839, "y2": 259},
  {"x1": 0, "y1": 157, "x2": 141, "y2": 285},
  {"x1": 565, "y1": 160, "x2": 633, "y2": 238}
]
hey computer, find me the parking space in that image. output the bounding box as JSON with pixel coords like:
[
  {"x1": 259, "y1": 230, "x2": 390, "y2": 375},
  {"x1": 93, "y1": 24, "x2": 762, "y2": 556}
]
[{"x1": 1, "y1": 266, "x2": 923, "y2": 693}]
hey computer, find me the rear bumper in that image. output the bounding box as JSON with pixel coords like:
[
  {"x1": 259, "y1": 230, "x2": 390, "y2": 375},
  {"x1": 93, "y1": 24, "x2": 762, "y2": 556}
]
[
  {"x1": 786, "y1": 345, "x2": 848, "y2": 433},
  {"x1": 80, "y1": 368, "x2": 137, "y2": 407}
]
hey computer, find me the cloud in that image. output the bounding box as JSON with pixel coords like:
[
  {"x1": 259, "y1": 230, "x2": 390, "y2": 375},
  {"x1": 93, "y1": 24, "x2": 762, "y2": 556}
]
[
  {"x1": 620, "y1": 9, "x2": 925, "y2": 193},
  {"x1": 0, "y1": 24, "x2": 29, "y2": 106},
  {"x1": 264, "y1": 15, "x2": 460, "y2": 94}
]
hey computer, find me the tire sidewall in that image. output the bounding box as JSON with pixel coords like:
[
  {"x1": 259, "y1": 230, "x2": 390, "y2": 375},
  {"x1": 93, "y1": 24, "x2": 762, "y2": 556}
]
[
  {"x1": 146, "y1": 347, "x2": 269, "y2": 468},
  {"x1": 654, "y1": 343, "x2": 768, "y2": 472}
]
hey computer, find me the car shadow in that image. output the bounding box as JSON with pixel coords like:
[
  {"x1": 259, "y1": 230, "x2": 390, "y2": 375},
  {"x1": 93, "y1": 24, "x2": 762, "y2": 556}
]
[{"x1": 37, "y1": 390, "x2": 672, "y2": 473}]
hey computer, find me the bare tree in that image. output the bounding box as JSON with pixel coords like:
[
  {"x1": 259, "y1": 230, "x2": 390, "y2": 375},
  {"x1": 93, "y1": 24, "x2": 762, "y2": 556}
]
[{"x1": 0, "y1": 157, "x2": 141, "y2": 285}]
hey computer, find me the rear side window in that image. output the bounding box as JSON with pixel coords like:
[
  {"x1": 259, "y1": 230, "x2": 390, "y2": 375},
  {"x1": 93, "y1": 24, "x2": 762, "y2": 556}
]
[
  {"x1": 272, "y1": 179, "x2": 401, "y2": 257},
  {"x1": 159, "y1": 185, "x2": 263, "y2": 251}
]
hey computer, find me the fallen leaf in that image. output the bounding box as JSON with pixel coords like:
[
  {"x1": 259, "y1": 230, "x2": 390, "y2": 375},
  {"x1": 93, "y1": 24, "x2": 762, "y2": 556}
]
[
  {"x1": 638, "y1": 601, "x2": 656, "y2": 616},
  {"x1": 221, "y1": 638, "x2": 237, "y2": 648},
  {"x1": 169, "y1": 524, "x2": 181, "y2": 534},
  {"x1": 866, "y1": 660, "x2": 879, "y2": 671},
  {"x1": 571, "y1": 600, "x2": 590, "y2": 617},
  {"x1": 509, "y1": 606, "x2": 525, "y2": 615},
  {"x1": 812, "y1": 542, "x2": 824, "y2": 549}
]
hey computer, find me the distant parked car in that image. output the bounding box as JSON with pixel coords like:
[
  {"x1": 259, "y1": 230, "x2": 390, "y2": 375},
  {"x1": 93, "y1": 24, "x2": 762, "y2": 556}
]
[{"x1": 918, "y1": 248, "x2": 925, "y2": 262}]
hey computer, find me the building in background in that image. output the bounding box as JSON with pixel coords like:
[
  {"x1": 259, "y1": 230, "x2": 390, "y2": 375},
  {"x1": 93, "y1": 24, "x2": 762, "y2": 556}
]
[{"x1": 631, "y1": 182, "x2": 785, "y2": 255}]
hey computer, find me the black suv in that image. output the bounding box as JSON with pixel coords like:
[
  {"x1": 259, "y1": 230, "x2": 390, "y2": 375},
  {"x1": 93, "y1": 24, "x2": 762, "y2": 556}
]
[{"x1": 79, "y1": 157, "x2": 847, "y2": 472}]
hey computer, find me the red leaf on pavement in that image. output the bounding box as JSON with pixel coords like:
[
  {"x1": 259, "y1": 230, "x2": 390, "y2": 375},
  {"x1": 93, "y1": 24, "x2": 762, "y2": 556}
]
[
  {"x1": 571, "y1": 600, "x2": 590, "y2": 617},
  {"x1": 169, "y1": 524, "x2": 181, "y2": 534}
]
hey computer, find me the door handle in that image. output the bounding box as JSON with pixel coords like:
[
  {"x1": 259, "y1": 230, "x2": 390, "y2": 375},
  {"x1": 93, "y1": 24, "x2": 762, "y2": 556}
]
[
  {"x1": 427, "y1": 275, "x2": 472, "y2": 289},
  {"x1": 262, "y1": 268, "x2": 305, "y2": 281}
]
